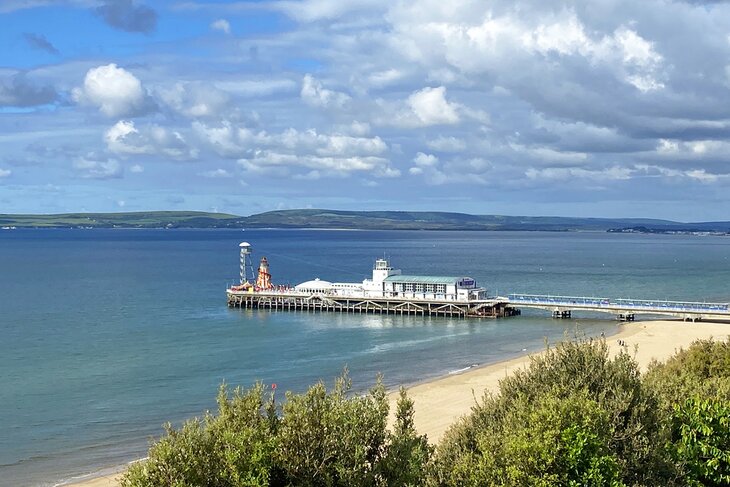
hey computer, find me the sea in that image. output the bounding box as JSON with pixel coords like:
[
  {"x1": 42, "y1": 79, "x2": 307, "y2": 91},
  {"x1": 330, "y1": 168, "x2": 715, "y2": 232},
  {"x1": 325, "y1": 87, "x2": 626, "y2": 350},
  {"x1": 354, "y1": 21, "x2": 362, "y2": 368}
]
[{"x1": 1, "y1": 229, "x2": 729, "y2": 486}]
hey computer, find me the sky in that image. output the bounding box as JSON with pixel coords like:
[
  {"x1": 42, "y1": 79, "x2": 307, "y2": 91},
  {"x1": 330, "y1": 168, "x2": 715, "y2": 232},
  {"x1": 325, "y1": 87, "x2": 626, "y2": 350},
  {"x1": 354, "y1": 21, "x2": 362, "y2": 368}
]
[{"x1": 1, "y1": 0, "x2": 730, "y2": 220}]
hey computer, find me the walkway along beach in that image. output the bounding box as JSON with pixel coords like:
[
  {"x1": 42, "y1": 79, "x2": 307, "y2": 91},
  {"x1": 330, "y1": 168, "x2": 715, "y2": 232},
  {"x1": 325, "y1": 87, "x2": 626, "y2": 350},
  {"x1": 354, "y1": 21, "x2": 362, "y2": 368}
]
[{"x1": 66, "y1": 319, "x2": 730, "y2": 487}]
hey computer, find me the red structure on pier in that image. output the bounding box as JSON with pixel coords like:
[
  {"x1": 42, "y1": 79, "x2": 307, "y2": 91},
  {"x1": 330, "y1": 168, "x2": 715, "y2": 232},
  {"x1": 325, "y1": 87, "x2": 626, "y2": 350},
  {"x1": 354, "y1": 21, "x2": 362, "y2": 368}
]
[{"x1": 256, "y1": 257, "x2": 272, "y2": 290}]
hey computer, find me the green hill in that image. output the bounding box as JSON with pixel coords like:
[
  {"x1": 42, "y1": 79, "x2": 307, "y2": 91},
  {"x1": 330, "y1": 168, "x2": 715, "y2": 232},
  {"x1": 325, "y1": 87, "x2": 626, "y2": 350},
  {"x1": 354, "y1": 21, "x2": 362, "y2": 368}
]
[
  {"x1": 240, "y1": 209, "x2": 677, "y2": 231},
  {"x1": 0, "y1": 211, "x2": 242, "y2": 228},
  {"x1": 2, "y1": 209, "x2": 728, "y2": 232}
]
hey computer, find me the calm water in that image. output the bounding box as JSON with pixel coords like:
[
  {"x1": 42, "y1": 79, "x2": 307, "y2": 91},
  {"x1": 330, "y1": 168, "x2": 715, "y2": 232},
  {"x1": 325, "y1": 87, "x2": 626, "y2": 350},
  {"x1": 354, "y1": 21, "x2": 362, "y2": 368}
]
[{"x1": 1, "y1": 229, "x2": 729, "y2": 486}]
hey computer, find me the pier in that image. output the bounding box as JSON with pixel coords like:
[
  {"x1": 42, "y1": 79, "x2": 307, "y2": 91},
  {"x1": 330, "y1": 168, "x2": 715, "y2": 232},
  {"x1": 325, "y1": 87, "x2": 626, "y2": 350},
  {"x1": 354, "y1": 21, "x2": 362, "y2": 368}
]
[
  {"x1": 227, "y1": 242, "x2": 519, "y2": 319},
  {"x1": 507, "y1": 294, "x2": 730, "y2": 322},
  {"x1": 227, "y1": 290, "x2": 518, "y2": 318},
  {"x1": 226, "y1": 243, "x2": 728, "y2": 322}
]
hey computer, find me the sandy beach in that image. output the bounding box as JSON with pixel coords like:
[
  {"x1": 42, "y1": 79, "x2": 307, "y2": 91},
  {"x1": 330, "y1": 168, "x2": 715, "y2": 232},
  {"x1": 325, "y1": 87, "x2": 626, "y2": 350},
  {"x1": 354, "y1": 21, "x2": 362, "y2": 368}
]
[{"x1": 65, "y1": 319, "x2": 729, "y2": 487}]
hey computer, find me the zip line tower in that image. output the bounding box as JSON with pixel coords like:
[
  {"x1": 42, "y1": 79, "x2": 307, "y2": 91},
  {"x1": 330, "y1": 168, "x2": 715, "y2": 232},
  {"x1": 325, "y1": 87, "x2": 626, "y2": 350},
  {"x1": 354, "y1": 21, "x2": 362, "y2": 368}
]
[{"x1": 239, "y1": 242, "x2": 254, "y2": 284}]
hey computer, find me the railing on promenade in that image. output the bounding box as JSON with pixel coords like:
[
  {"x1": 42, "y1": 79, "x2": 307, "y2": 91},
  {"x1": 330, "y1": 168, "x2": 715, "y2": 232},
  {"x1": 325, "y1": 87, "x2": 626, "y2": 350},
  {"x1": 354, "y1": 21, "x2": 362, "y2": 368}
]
[{"x1": 508, "y1": 294, "x2": 729, "y2": 314}]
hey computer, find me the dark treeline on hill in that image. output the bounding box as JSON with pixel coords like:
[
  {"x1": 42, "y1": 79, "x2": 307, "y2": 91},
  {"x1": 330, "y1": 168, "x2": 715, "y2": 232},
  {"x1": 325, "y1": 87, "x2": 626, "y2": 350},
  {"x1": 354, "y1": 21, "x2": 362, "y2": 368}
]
[
  {"x1": 3, "y1": 209, "x2": 730, "y2": 232},
  {"x1": 123, "y1": 338, "x2": 730, "y2": 487}
]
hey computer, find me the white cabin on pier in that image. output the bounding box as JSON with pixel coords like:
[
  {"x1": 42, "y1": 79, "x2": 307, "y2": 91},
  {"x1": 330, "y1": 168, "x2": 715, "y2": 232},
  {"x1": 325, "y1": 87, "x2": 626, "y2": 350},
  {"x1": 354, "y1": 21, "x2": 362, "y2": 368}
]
[{"x1": 293, "y1": 258, "x2": 487, "y2": 302}]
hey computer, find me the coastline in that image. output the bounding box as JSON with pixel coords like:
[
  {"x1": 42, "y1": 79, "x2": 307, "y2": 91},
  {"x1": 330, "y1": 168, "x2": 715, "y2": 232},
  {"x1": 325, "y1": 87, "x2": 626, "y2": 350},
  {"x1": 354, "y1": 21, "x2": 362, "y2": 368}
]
[
  {"x1": 64, "y1": 319, "x2": 729, "y2": 487},
  {"x1": 397, "y1": 319, "x2": 728, "y2": 444}
]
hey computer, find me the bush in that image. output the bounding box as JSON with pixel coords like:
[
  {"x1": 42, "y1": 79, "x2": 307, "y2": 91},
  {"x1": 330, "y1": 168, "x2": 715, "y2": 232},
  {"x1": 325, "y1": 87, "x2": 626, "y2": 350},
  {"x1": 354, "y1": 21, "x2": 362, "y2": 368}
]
[
  {"x1": 378, "y1": 388, "x2": 433, "y2": 487},
  {"x1": 670, "y1": 397, "x2": 730, "y2": 487},
  {"x1": 644, "y1": 339, "x2": 730, "y2": 412},
  {"x1": 274, "y1": 374, "x2": 389, "y2": 486},
  {"x1": 122, "y1": 373, "x2": 431, "y2": 487},
  {"x1": 645, "y1": 338, "x2": 730, "y2": 486},
  {"x1": 123, "y1": 338, "x2": 730, "y2": 486},
  {"x1": 122, "y1": 383, "x2": 276, "y2": 487},
  {"x1": 431, "y1": 338, "x2": 672, "y2": 486}
]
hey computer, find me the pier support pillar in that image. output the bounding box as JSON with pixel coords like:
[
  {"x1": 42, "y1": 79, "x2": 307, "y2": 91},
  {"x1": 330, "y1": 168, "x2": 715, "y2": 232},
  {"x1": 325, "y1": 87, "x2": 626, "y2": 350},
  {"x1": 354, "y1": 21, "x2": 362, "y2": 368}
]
[{"x1": 552, "y1": 310, "x2": 571, "y2": 319}]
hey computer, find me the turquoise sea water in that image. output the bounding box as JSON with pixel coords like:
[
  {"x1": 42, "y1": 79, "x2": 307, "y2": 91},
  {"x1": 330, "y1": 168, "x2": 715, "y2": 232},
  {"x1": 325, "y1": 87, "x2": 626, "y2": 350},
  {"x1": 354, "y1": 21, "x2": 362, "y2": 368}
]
[{"x1": 1, "y1": 229, "x2": 729, "y2": 486}]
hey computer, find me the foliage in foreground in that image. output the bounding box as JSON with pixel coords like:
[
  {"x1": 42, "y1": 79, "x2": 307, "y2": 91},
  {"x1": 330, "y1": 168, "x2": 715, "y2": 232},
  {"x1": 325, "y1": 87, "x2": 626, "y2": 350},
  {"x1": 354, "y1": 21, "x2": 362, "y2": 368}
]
[
  {"x1": 431, "y1": 338, "x2": 670, "y2": 486},
  {"x1": 122, "y1": 374, "x2": 430, "y2": 487},
  {"x1": 123, "y1": 337, "x2": 730, "y2": 487},
  {"x1": 645, "y1": 339, "x2": 730, "y2": 486}
]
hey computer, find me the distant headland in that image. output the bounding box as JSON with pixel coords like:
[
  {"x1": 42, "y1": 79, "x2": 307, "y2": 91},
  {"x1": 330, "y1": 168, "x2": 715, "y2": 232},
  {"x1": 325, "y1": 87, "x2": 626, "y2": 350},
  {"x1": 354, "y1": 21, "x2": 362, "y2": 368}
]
[{"x1": 1, "y1": 209, "x2": 729, "y2": 234}]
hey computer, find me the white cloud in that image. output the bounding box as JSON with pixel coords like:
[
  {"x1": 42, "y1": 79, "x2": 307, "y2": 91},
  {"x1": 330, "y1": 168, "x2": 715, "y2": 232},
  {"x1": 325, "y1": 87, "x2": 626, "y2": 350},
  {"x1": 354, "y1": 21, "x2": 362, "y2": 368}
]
[
  {"x1": 194, "y1": 121, "x2": 398, "y2": 178},
  {"x1": 407, "y1": 86, "x2": 460, "y2": 125},
  {"x1": 0, "y1": 168, "x2": 11, "y2": 178},
  {"x1": 347, "y1": 121, "x2": 371, "y2": 136},
  {"x1": 657, "y1": 139, "x2": 679, "y2": 154},
  {"x1": 190, "y1": 121, "x2": 242, "y2": 158},
  {"x1": 427, "y1": 136, "x2": 466, "y2": 152},
  {"x1": 685, "y1": 169, "x2": 719, "y2": 183},
  {"x1": 240, "y1": 152, "x2": 399, "y2": 177},
  {"x1": 381, "y1": 86, "x2": 462, "y2": 128},
  {"x1": 201, "y1": 168, "x2": 233, "y2": 178},
  {"x1": 72, "y1": 64, "x2": 147, "y2": 117},
  {"x1": 652, "y1": 138, "x2": 730, "y2": 162},
  {"x1": 524, "y1": 13, "x2": 589, "y2": 56},
  {"x1": 275, "y1": 0, "x2": 389, "y2": 22},
  {"x1": 293, "y1": 170, "x2": 322, "y2": 180},
  {"x1": 301, "y1": 74, "x2": 351, "y2": 108},
  {"x1": 387, "y1": 8, "x2": 664, "y2": 92},
  {"x1": 215, "y1": 79, "x2": 298, "y2": 97},
  {"x1": 525, "y1": 166, "x2": 633, "y2": 182},
  {"x1": 130, "y1": 164, "x2": 144, "y2": 173},
  {"x1": 211, "y1": 19, "x2": 231, "y2": 34},
  {"x1": 406, "y1": 150, "x2": 492, "y2": 185},
  {"x1": 105, "y1": 120, "x2": 139, "y2": 152},
  {"x1": 73, "y1": 156, "x2": 123, "y2": 179},
  {"x1": 156, "y1": 82, "x2": 231, "y2": 118},
  {"x1": 413, "y1": 152, "x2": 438, "y2": 166},
  {"x1": 509, "y1": 143, "x2": 589, "y2": 166},
  {"x1": 317, "y1": 133, "x2": 387, "y2": 156},
  {"x1": 635, "y1": 164, "x2": 726, "y2": 183},
  {"x1": 105, "y1": 120, "x2": 199, "y2": 160},
  {"x1": 367, "y1": 68, "x2": 405, "y2": 87},
  {"x1": 195, "y1": 123, "x2": 386, "y2": 157}
]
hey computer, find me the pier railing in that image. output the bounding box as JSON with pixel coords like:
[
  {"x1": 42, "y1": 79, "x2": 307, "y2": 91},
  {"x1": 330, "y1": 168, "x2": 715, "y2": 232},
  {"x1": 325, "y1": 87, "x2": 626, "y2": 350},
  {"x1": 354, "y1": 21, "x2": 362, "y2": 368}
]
[
  {"x1": 226, "y1": 288, "x2": 518, "y2": 318},
  {"x1": 507, "y1": 293, "x2": 730, "y2": 320}
]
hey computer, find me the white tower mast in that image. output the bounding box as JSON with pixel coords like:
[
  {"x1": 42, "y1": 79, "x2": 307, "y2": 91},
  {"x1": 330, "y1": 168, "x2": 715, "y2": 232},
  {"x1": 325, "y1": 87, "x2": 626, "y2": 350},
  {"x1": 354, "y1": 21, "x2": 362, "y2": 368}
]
[{"x1": 239, "y1": 242, "x2": 253, "y2": 284}]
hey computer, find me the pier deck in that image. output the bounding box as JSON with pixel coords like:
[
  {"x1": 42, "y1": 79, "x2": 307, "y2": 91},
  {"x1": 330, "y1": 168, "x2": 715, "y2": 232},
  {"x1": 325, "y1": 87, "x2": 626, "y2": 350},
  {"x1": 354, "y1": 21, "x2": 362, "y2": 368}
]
[
  {"x1": 508, "y1": 294, "x2": 730, "y2": 321},
  {"x1": 227, "y1": 290, "x2": 518, "y2": 318}
]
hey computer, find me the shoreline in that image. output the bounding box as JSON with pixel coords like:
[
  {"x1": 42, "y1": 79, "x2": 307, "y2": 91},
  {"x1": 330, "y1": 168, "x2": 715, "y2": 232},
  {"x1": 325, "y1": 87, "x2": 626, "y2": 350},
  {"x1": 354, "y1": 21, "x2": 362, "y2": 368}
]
[{"x1": 64, "y1": 319, "x2": 729, "y2": 487}]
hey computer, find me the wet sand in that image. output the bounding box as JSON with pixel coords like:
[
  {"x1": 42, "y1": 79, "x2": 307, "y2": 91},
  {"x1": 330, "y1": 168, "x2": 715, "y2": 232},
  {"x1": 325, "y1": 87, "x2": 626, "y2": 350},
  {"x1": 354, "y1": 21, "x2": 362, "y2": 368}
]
[{"x1": 66, "y1": 319, "x2": 729, "y2": 487}]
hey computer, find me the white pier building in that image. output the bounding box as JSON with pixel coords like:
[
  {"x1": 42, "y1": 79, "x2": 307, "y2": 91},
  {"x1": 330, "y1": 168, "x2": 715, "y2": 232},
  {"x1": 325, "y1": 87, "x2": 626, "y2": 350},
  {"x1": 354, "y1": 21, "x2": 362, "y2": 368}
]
[
  {"x1": 293, "y1": 259, "x2": 487, "y2": 302},
  {"x1": 227, "y1": 246, "x2": 515, "y2": 318}
]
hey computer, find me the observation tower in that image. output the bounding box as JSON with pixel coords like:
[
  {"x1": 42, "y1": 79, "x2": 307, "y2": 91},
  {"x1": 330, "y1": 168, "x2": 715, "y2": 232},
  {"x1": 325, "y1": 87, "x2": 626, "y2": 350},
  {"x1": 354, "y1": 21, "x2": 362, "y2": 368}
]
[{"x1": 239, "y1": 242, "x2": 254, "y2": 284}]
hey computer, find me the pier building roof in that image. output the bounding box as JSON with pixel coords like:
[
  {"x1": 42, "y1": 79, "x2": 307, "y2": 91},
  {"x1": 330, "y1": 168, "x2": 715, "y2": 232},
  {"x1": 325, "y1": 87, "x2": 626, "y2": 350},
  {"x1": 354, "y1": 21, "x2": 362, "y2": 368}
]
[
  {"x1": 383, "y1": 275, "x2": 463, "y2": 285},
  {"x1": 295, "y1": 279, "x2": 334, "y2": 291}
]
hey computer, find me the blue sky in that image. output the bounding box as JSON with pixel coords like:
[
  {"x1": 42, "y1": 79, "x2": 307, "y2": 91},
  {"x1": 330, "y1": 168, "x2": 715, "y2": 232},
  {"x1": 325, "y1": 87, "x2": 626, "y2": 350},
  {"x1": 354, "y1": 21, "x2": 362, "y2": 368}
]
[{"x1": 1, "y1": 0, "x2": 730, "y2": 220}]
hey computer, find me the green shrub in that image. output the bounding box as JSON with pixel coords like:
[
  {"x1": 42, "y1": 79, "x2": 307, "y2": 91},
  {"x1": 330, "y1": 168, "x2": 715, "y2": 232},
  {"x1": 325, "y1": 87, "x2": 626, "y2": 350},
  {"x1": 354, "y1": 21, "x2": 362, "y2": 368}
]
[
  {"x1": 431, "y1": 338, "x2": 672, "y2": 486},
  {"x1": 122, "y1": 373, "x2": 431, "y2": 487},
  {"x1": 670, "y1": 397, "x2": 730, "y2": 487},
  {"x1": 274, "y1": 373, "x2": 389, "y2": 486},
  {"x1": 122, "y1": 383, "x2": 276, "y2": 487},
  {"x1": 645, "y1": 338, "x2": 730, "y2": 486},
  {"x1": 379, "y1": 388, "x2": 433, "y2": 486},
  {"x1": 121, "y1": 337, "x2": 730, "y2": 487},
  {"x1": 644, "y1": 338, "x2": 730, "y2": 412}
]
